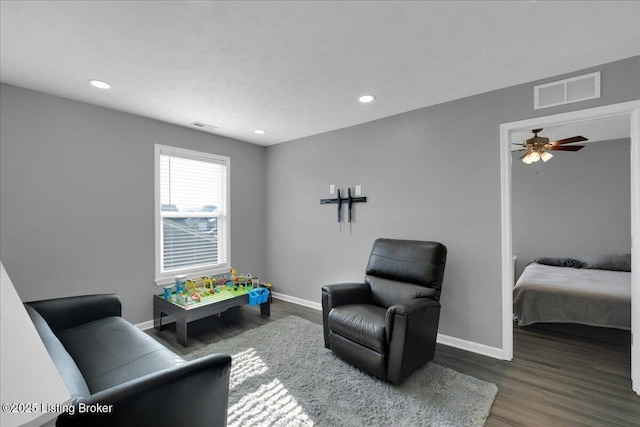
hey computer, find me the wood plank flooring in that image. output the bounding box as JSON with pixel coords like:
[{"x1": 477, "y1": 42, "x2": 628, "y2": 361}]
[{"x1": 146, "y1": 299, "x2": 640, "y2": 427}]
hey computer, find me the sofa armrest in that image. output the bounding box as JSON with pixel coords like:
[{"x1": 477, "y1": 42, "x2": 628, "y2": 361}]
[
  {"x1": 386, "y1": 298, "x2": 441, "y2": 384},
  {"x1": 57, "y1": 353, "x2": 232, "y2": 427},
  {"x1": 25, "y1": 294, "x2": 121, "y2": 332}
]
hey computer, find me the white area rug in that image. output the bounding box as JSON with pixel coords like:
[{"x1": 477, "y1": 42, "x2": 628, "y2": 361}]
[{"x1": 185, "y1": 316, "x2": 497, "y2": 426}]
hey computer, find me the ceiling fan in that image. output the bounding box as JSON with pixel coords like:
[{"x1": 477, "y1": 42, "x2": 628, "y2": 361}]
[{"x1": 514, "y1": 128, "x2": 588, "y2": 164}]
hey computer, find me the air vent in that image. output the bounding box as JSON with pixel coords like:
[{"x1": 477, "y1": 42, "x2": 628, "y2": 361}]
[
  {"x1": 190, "y1": 121, "x2": 218, "y2": 132},
  {"x1": 534, "y1": 71, "x2": 601, "y2": 110}
]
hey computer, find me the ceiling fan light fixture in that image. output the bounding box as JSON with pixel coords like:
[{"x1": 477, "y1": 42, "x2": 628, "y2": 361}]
[
  {"x1": 522, "y1": 152, "x2": 534, "y2": 164},
  {"x1": 540, "y1": 151, "x2": 553, "y2": 162},
  {"x1": 529, "y1": 150, "x2": 541, "y2": 162}
]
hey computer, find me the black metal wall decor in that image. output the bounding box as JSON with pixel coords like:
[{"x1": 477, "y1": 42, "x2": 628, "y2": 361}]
[{"x1": 320, "y1": 187, "x2": 367, "y2": 222}]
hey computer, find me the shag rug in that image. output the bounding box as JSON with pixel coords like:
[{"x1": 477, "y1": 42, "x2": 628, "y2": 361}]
[{"x1": 184, "y1": 316, "x2": 497, "y2": 427}]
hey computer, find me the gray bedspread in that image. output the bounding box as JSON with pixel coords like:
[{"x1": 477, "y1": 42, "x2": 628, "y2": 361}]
[{"x1": 513, "y1": 263, "x2": 631, "y2": 330}]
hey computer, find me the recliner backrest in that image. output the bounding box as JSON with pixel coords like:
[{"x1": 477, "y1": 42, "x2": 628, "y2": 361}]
[{"x1": 365, "y1": 239, "x2": 447, "y2": 307}]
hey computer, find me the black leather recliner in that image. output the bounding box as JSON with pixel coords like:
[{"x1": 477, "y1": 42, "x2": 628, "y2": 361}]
[{"x1": 322, "y1": 238, "x2": 447, "y2": 385}]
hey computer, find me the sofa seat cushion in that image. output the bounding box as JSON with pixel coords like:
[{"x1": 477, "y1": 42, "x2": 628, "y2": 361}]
[
  {"x1": 328, "y1": 304, "x2": 387, "y2": 354},
  {"x1": 56, "y1": 316, "x2": 184, "y2": 393}
]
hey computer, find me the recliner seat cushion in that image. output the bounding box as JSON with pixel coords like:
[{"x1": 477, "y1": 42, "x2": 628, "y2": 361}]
[
  {"x1": 56, "y1": 316, "x2": 184, "y2": 393},
  {"x1": 328, "y1": 304, "x2": 387, "y2": 354}
]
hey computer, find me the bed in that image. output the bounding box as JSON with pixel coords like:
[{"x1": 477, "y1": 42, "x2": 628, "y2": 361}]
[{"x1": 513, "y1": 261, "x2": 631, "y2": 330}]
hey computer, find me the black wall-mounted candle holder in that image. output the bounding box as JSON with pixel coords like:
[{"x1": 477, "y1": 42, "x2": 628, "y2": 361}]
[{"x1": 320, "y1": 187, "x2": 367, "y2": 223}]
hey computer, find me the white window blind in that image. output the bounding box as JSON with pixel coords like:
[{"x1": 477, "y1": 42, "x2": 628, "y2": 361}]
[{"x1": 155, "y1": 145, "x2": 229, "y2": 283}]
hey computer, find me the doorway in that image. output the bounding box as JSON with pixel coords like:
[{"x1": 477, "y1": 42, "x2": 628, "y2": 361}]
[{"x1": 499, "y1": 100, "x2": 640, "y2": 394}]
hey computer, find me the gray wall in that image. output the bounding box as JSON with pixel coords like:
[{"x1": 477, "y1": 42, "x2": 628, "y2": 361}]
[
  {"x1": 265, "y1": 56, "x2": 640, "y2": 348},
  {"x1": 1, "y1": 56, "x2": 638, "y2": 346},
  {"x1": 513, "y1": 138, "x2": 631, "y2": 279},
  {"x1": 0, "y1": 84, "x2": 267, "y2": 324}
]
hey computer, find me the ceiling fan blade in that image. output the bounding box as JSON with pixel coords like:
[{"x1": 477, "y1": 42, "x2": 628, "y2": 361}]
[
  {"x1": 551, "y1": 136, "x2": 588, "y2": 146},
  {"x1": 550, "y1": 145, "x2": 584, "y2": 151}
]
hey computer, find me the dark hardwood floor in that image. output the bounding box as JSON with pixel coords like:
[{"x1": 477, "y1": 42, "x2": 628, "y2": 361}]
[{"x1": 146, "y1": 299, "x2": 640, "y2": 427}]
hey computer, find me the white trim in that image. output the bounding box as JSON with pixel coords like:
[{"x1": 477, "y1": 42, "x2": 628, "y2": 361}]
[
  {"x1": 137, "y1": 315, "x2": 178, "y2": 331},
  {"x1": 436, "y1": 333, "x2": 504, "y2": 360},
  {"x1": 154, "y1": 145, "x2": 161, "y2": 284},
  {"x1": 270, "y1": 291, "x2": 503, "y2": 359},
  {"x1": 630, "y1": 106, "x2": 640, "y2": 395},
  {"x1": 271, "y1": 291, "x2": 322, "y2": 311},
  {"x1": 153, "y1": 144, "x2": 231, "y2": 286},
  {"x1": 135, "y1": 319, "x2": 156, "y2": 331},
  {"x1": 500, "y1": 100, "x2": 640, "y2": 394},
  {"x1": 500, "y1": 120, "x2": 514, "y2": 361}
]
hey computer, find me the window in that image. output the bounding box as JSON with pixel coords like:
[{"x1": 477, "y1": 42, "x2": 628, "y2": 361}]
[{"x1": 154, "y1": 145, "x2": 230, "y2": 284}]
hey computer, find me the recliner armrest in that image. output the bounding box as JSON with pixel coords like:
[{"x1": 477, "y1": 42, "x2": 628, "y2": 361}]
[
  {"x1": 58, "y1": 353, "x2": 232, "y2": 427},
  {"x1": 322, "y1": 283, "x2": 372, "y2": 307},
  {"x1": 387, "y1": 298, "x2": 440, "y2": 316},
  {"x1": 385, "y1": 298, "x2": 440, "y2": 342},
  {"x1": 385, "y1": 298, "x2": 442, "y2": 384},
  {"x1": 322, "y1": 283, "x2": 372, "y2": 348},
  {"x1": 26, "y1": 294, "x2": 121, "y2": 332}
]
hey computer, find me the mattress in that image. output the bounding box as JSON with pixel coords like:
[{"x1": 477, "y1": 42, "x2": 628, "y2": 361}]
[{"x1": 513, "y1": 263, "x2": 631, "y2": 330}]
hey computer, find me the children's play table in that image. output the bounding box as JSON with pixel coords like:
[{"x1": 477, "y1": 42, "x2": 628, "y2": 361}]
[{"x1": 153, "y1": 286, "x2": 270, "y2": 346}]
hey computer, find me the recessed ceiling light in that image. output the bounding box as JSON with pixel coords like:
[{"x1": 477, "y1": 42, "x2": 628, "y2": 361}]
[
  {"x1": 254, "y1": 129, "x2": 266, "y2": 135},
  {"x1": 358, "y1": 95, "x2": 375, "y2": 103},
  {"x1": 89, "y1": 79, "x2": 111, "y2": 89}
]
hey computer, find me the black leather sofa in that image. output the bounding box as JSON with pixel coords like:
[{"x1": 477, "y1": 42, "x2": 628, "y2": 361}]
[
  {"x1": 322, "y1": 238, "x2": 447, "y2": 385},
  {"x1": 25, "y1": 294, "x2": 231, "y2": 427}
]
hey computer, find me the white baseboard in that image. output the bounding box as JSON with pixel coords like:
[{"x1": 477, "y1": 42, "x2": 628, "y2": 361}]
[
  {"x1": 136, "y1": 315, "x2": 176, "y2": 331},
  {"x1": 436, "y1": 333, "x2": 504, "y2": 360},
  {"x1": 274, "y1": 291, "x2": 504, "y2": 360},
  {"x1": 136, "y1": 291, "x2": 504, "y2": 360},
  {"x1": 271, "y1": 291, "x2": 322, "y2": 311},
  {"x1": 135, "y1": 319, "x2": 155, "y2": 330}
]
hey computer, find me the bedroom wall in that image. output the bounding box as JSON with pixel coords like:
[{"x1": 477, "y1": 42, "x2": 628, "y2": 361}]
[
  {"x1": 0, "y1": 83, "x2": 267, "y2": 324},
  {"x1": 512, "y1": 138, "x2": 631, "y2": 279},
  {"x1": 264, "y1": 56, "x2": 640, "y2": 349}
]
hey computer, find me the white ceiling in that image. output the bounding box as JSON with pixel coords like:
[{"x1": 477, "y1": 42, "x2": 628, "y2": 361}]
[{"x1": 1, "y1": 1, "x2": 639, "y2": 146}]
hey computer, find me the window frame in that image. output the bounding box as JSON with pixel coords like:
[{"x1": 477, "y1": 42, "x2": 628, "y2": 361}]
[{"x1": 154, "y1": 144, "x2": 231, "y2": 286}]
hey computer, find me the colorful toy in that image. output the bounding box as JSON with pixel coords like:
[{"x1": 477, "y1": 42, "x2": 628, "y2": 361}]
[
  {"x1": 190, "y1": 293, "x2": 201, "y2": 303},
  {"x1": 177, "y1": 292, "x2": 190, "y2": 306},
  {"x1": 175, "y1": 275, "x2": 186, "y2": 293},
  {"x1": 185, "y1": 279, "x2": 197, "y2": 294},
  {"x1": 202, "y1": 276, "x2": 214, "y2": 289}
]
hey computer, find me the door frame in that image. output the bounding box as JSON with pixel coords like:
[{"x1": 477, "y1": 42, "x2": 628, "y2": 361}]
[{"x1": 499, "y1": 100, "x2": 640, "y2": 394}]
